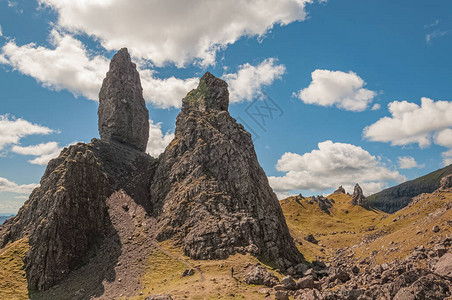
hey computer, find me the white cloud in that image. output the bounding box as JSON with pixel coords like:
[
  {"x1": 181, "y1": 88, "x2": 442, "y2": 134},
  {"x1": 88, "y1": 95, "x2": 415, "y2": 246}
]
[
  {"x1": 397, "y1": 156, "x2": 424, "y2": 169},
  {"x1": 0, "y1": 30, "x2": 199, "y2": 108},
  {"x1": 0, "y1": 30, "x2": 110, "y2": 100},
  {"x1": 435, "y1": 128, "x2": 452, "y2": 165},
  {"x1": 426, "y1": 30, "x2": 447, "y2": 43},
  {"x1": 146, "y1": 120, "x2": 174, "y2": 157},
  {"x1": 39, "y1": 0, "x2": 312, "y2": 66},
  {"x1": 0, "y1": 25, "x2": 2, "y2": 36},
  {"x1": 296, "y1": 69, "x2": 377, "y2": 111},
  {"x1": 140, "y1": 69, "x2": 198, "y2": 108},
  {"x1": 364, "y1": 98, "x2": 452, "y2": 147},
  {"x1": 11, "y1": 142, "x2": 62, "y2": 165},
  {"x1": 0, "y1": 114, "x2": 55, "y2": 151},
  {"x1": 223, "y1": 58, "x2": 286, "y2": 103},
  {"x1": 268, "y1": 140, "x2": 404, "y2": 197},
  {"x1": 371, "y1": 103, "x2": 381, "y2": 111},
  {"x1": 0, "y1": 177, "x2": 38, "y2": 194}
]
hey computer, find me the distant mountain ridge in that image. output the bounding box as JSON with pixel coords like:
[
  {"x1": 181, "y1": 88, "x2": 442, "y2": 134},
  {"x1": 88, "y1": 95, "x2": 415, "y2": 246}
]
[{"x1": 366, "y1": 164, "x2": 452, "y2": 213}]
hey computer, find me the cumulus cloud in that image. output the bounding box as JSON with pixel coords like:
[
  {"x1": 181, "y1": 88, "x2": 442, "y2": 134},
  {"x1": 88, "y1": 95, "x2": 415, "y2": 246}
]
[
  {"x1": 11, "y1": 141, "x2": 63, "y2": 165},
  {"x1": 364, "y1": 98, "x2": 452, "y2": 165},
  {"x1": 0, "y1": 114, "x2": 55, "y2": 151},
  {"x1": 140, "y1": 69, "x2": 198, "y2": 108},
  {"x1": 0, "y1": 30, "x2": 110, "y2": 100},
  {"x1": 397, "y1": 156, "x2": 424, "y2": 169},
  {"x1": 0, "y1": 31, "x2": 199, "y2": 108},
  {"x1": 268, "y1": 140, "x2": 404, "y2": 198},
  {"x1": 146, "y1": 120, "x2": 174, "y2": 157},
  {"x1": 0, "y1": 176, "x2": 38, "y2": 194},
  {"x1": 39, "y1": 0, "x2": 312, "y2": 67},
  {"x1": 296, "y1": 69, "x2": 377, "y2": 111},
  {"x1": 223, "y1": 58, "x2": 286, "y2": 103},
  {"x1": 434, "y1": 128, "x2": 452, "y2": 165}
]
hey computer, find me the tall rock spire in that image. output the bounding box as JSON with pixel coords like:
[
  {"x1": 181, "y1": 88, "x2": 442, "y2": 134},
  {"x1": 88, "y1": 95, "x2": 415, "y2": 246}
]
[
  {"x1": 98, "y1": 48, "x2": 149, "y2": 151},
  {"x1": 151, "y1": 72, "x2": 302, "y2": 270}
]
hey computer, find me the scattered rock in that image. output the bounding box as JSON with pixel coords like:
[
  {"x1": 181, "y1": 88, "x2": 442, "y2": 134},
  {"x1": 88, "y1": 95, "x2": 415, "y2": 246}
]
[
  {"x1": 181, "y1": 269, "x2": 195, "y2": 277},
  {"x1": 275, "y1": 290, "x2": 289, "y2": 300},
  {"x1": 145, "y1": 295, "x2": 173, "y2": 300},
  {"x1": 304, "y1": 234, "x2": 319, "y2": 244},
  {"x1": 244, "y1": 265, "x2": 279, "y2": 287}
]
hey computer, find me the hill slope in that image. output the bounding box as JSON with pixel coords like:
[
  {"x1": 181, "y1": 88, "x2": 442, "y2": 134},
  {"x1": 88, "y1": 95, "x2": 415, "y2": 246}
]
[{"x1": 366, "y1": 164, "x2": 452, "y2": 213}]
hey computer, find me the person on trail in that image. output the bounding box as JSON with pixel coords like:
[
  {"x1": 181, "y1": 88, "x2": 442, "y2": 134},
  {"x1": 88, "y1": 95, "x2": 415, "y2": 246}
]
[{"x1": 231, "y1": 267, "x2": 234, "y2": 278}]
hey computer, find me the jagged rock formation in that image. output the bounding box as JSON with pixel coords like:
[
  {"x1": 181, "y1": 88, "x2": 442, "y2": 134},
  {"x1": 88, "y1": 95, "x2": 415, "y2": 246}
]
[
  {"x1": 0, "y1": 50, "x2": 155, "y2": 291},
  {"x1": 0, "y1": 54, "x2": 303, "y2": 294},
  {"x1": 351, "y1": 183, "x2": 365, "y2": 205},
  {"x1": 98, "y1": 48, "x2": 149, "y2": 151},
  {"x1": 309, "y1": 195, "x2": 334, "y2": 214},
  {"x1": 334, "y1": 186, "x2": 345, "y2": 194},
  {"x1": 440, "y1": 174, "x2": 452, "y2": 190},
  {"x1": 0, "y1": 140, "x2": 156, "y2": 291},
  {"x1": 367, "y1": 164, "x2": 452, "y2": 213},
  {"x1": 150, "y1": 72, "x2": 301, "y2": 270}
]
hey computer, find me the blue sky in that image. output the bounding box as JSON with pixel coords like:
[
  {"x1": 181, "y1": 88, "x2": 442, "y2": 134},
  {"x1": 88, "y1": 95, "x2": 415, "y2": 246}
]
[{"x1": 0, "y1": 0, "x2": 451, "y2": 213}]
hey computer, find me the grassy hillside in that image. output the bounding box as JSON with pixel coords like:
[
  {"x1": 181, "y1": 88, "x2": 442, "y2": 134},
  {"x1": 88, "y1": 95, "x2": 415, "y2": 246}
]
[
  {"x1": 0, "y1": 238, "x2": 29, "y2": 300},
  {"x1": 282, "y1": 189, "x2": 452, "y2": 266},
  {"x1": 366, "y1": 164, "x2": 452, "y2": 213}
]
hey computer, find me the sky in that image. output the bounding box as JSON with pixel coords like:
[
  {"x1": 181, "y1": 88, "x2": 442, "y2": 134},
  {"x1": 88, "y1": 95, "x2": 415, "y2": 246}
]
[{"x1": 0, "y1": 0, "x2": 451, "y2": 213}]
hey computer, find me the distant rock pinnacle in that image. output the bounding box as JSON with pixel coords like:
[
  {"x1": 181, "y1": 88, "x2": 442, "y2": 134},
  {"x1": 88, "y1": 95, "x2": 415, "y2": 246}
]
[
  {"x1": 351, "y1": 183, "x2": 366, "y2": 205},
  {"x1": 334, "y1": 185, "x2": 346, "y2": 194},
  {"x1": 98, "y1": 48, "x2": 149, "y2": 151}
]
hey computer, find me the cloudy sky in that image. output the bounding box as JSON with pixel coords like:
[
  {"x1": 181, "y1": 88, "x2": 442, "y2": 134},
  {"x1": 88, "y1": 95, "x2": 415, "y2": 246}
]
[{"x1": 0, "y1": 0, "x2": 451, "y2": 213}]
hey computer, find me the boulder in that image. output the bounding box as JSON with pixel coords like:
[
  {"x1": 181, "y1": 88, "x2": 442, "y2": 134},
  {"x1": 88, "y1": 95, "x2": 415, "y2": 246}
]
[
  {"x1": 434, "y1": 252, "x2": 452, "y2": 277},
  {"x1": 244, "y1": 265, "x2": 279, "y2": 287},
  {"x1": 281, "y1": 275, "x2": 297, "y2": 290},
  {"x1": 297, "y1": 276, "x2": 315, "y2": 289}
]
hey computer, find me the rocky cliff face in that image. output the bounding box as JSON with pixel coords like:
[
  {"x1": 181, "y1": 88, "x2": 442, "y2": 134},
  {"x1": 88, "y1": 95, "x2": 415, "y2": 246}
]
[
  {"x1": 98, "y1": 48, "x2": 149, "y2": 152},
  {"x1": 351, "y1": 183, "x2": 365, "y2": 205},
  {"x1": 151, "y1": 72, "x2": 301, "y2": 270},
  {"x1": 0, "y1": 55, "x2": 302, "y2": 293},
  {"x1": 0, "y1": 49, "x2": 155, "y2": 291}
]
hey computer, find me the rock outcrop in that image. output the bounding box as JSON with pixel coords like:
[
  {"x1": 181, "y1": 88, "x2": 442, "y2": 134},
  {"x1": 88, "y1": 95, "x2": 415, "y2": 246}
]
[
  {"x1": 351, "y1": 183, "x2": 365, "y2": 205},
  {"x1": 439, "y1": 174, "x2": 452, "y2": 190},
  {"x1": 0, "y1": 54, "x2": 303, "y2": 292},
  {"x1": 98, "y1": 48, "x2": 149, "y2": 152},
  {"x1": 150, "y1": 72, "x2": 301, "y2": 270},
  {"x1": 0, "y1": 49, "x2": 156, "y2": 291},
  {"x1": 0, "y1": 140, "x2": 156, "y2": 291},
  {"x1": 334, "y1": 186, "x2": 345, "y2": 194}
]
